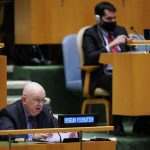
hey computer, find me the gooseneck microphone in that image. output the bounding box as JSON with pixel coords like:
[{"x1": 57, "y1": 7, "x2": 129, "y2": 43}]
[
  {"x1": 130, "y1": 26, "x2": 143, "y2": 40},
  {"x1": 130, "y1": 26, "x2": 150, "y2": 52},
  {"x1": 48, "y1": 107, "x2": 62, "y2": 142}
]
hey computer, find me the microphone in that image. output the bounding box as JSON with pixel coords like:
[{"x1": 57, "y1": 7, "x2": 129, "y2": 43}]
[
  {"x1": 130, "y1": 26, "x2": 150, "y2": 52},
  {"x1": 49, "y1": 110, "x2": 57, "y2": 128},
  {"x1": 48, "y1": 107, "x2": 62, "y2": 142},
  {"x1": 130, "y1": 26, "x2": 143, "y2": 40}
]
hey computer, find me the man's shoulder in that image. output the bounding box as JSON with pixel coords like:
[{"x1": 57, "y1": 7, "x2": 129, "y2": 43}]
[
  {"x1": 114, "y1": 25, "x2": 128, "y2": 36},
  {"x1": 83, "y1": 25, "x2": 99, "y2": 38},
  {"x1": 4, "y1": 100, "x2": 20, "y2": 110},
  {"x1": 1, "y1": 100, "x2": 21, "y2": 116},
  {"x1": 84, "y1": 25, "x2": 97, "y2": 32},
  {"x1": 115, "y1": 25, "x2": 127, "y2": 32}
]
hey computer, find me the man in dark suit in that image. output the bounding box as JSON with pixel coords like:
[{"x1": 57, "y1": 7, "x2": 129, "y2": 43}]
[
  {"x1": 82, "y1": 1, "x2": 133, "y2": 136},
  {"x1": 0, "y1": 82, "x2": 57, "y2": 141}
]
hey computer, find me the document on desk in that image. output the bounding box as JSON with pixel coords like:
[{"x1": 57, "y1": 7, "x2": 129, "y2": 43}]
[{"x1": 45, "y1": 132, "x2": 78, "y2": 143}]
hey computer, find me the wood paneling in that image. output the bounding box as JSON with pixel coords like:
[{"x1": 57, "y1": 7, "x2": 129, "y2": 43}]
[
  {"x1": 14, "y1": 0, "x2": 150, "y2": 44},
  {"x1": 108, "y1": 0, "x2": 150, "y2": 35},
  {"x1": 100, "y1": 53, "x2": 150, "y2": 116},
  {"x1": 0, "y1": 55, "x2": 7, "y2": 109},
  {"x1": 1, "y1": 141, "x2": 116, "y2": 150},
  {"x1": 14, "y1": 0, "x2": 100, "y2": 44}
]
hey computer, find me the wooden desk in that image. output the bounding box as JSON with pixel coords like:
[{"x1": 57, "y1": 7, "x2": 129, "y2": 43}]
[
  {"x1": 127, "y1": 40, "x2": 150, "y2": 45},
  {"x1": 100, "y1": 53, "x2": 150, "y2": 116},
  {"x1": 0, "y1": 56, "x2": 7, "y2": 109},
  {"x1": 0, "y1": 126, "x2": 116, "y2": 150},
  {"x1": 0, "y1": 43, "x2": 4, "y2": 48},
  {"x1": 1, "y1": 141, "x2": 116, "y2": 150},
  {"x1": 0, "y1": 126, "x2": 114, "y2": 135}
]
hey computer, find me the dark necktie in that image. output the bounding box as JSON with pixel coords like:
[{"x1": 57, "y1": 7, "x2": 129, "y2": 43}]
[
  {"x1": 28, "y1": 116, "x2": 37, "y2": 129},
  {"x1": 108, "y1": 32, "x2": 119, "y2": 53}
]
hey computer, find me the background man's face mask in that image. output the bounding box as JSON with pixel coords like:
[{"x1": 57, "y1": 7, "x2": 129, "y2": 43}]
[{"x1": 101, "y1": 21, "x2": 116, "y2": 32}]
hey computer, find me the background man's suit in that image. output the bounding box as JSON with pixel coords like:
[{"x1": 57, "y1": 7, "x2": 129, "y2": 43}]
[{"x1": 82, "y1": 24, "x2": 131, "y2": 96}]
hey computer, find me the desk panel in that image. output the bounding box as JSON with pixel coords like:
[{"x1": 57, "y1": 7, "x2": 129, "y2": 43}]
[
  {"x1": 100, "y1": 53, "x2": 150, "y2": 115},
  {"x1": 1, "y1": 141, "x2": 116, "y2": 150},
  {"x1": 0, "y1": 127, "x2": 115, "y2": 150}
]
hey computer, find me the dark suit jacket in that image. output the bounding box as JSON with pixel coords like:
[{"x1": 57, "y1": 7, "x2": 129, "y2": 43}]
[
  {"x1": 0, "y1": 100, "x2": 57, "y2": 140},
  {"x1": 82, "y1": 24, "x2": 131, "y2": 95}
]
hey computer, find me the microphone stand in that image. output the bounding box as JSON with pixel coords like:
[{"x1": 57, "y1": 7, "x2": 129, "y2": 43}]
[
  {"x1": 49, "y1": 109, "x2": 62, "y2": 142},
  {"x1": 130, "y1": 26, "x2": 149, "y2": 52}
]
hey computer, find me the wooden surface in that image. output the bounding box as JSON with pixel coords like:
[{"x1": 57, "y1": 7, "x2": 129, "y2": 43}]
[
  {"x1": 128, "y1": 40, "x2": 150, "y2": 45},
  {"x1": 0, "y1": 43, "x2": 4, "y2": 48},
  {"x1": 1, "y1": 141, "x2": 116, "y2": 150},
  {"x1": 0, "y1": 126, "x2": 114, "y2": 135},
  {"x1": 14, "y1": 0, "x2": 150, "y2": 44},
  {"x1": 109, "y1": 0, "x2": 150, "y2": 35},
  {"x1": 100, "y1": 53, "x2": 150, "y2": 116},
  {"x1": 0, "y1": 126, "x2": 116, "y2": 150},
  {"x1": 14, "y1": 0, "x2": 100, "y2": 44},
  {"x1": 0, "y1": 56, "x2": 7, "y2": 109}
]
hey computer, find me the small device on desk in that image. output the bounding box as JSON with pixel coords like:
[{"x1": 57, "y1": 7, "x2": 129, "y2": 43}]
[
  {"x1": 144, "y1": 29, "x2": 150, "y2": 40},
  {"x1": 58, "y1": 114, "x2": 99, "y2": 128}
]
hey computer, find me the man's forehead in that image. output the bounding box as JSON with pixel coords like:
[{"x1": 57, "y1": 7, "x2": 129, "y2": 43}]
[{"x1": 103, "y1": 9, "x2": 116, "y2": 17}]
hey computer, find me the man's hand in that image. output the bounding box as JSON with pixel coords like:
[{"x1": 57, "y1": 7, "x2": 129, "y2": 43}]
[
  {"x1": 68, "y1": 132, "x2": 78, "y2": 138},
  {"x1": 109, "y1": 35, "x2": 133, "y2": 49},
  {"x1": 33, "y1": 133, "x2": 53, "y2": 140}
]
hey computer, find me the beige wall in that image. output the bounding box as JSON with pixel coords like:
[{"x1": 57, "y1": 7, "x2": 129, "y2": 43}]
[{"x1": 109, "y1": 0, "x2": 150, "y2": 35}]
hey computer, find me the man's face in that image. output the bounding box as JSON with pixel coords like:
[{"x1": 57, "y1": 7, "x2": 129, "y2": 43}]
[
  {"x1": 101, "y1": 9, "x2": 116, "y2": 23},
  {"x1": 100, "y1": 9, "x2": 117, "y2": 32},
  {"x1": 22, "y1": 92, "x2": 46, "y2": 116}
]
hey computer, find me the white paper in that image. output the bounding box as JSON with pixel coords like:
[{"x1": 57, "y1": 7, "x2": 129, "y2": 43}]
[{"x1": 47, "y1": 132, "x2": 78, "y2": 142}]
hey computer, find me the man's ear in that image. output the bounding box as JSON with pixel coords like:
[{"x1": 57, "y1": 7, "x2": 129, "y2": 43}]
[{"x1": 21, "y1": 95, "x2": 27, "y2": 104}]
